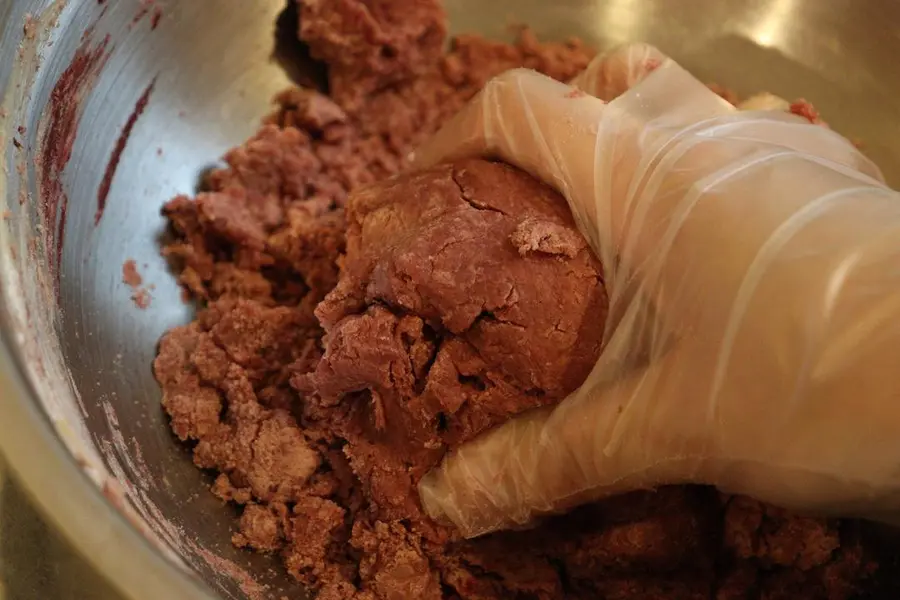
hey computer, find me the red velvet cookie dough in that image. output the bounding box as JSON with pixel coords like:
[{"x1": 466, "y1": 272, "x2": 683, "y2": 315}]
[
  {"x1": 299, "y1": 159, "x2": 607, "y2": 534},
  {"x1": 154, "y1": 3, "x2": 884, "y2": 598},
  {"x1": 297, "y1": 0, "x2": 447, "y2": 110}
]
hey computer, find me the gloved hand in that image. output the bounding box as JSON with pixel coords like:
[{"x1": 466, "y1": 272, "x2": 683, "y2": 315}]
[{"x1": 413, "y1": 43, "x2": 900, "y2": 540}]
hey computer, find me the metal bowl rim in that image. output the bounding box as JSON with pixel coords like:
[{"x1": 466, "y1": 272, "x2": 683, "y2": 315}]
[{"x1": 0, "y1": 322, "x2": 215, "y2": 600}]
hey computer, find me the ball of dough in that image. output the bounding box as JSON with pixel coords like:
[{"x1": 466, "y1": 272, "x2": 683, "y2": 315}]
[{"x1": 305, "y1": 158, "x2": 608, "y2": 524}]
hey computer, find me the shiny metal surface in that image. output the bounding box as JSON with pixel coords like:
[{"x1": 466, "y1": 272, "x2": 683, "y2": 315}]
[
  {"x1": 0, "y1": 458, "x2": 124, "y2": 599},
  {"x1": 0, "y1": 1, "x2": 898, "y2": 599}
]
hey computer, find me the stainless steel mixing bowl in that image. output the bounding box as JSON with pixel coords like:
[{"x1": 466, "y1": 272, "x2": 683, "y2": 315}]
[{"x1": 1, "y1": 1, "x2": 898, "y2": 598}]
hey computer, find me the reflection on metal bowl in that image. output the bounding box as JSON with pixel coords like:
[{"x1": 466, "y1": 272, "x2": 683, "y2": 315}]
[{"x1": 0, "y1": 1, "x2": 898, "y2": 598}]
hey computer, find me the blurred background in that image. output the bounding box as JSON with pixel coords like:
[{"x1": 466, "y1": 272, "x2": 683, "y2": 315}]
[{"x1": 0, "y1": 460, "x2": 121, "y2": 600}]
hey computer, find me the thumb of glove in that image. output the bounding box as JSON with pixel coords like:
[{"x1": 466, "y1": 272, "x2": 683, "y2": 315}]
[{"x1": 418, "y1": 346, "x2": 710, "y2": 539}]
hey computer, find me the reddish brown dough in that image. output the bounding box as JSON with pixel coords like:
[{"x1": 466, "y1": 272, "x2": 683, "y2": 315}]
[
  {"x1": 301, "y1": 158, "x2": 608, "y2": 535},
  {"x1": 154, "y1": 6, "x2": 885, "y2": 599},
  {"x1": 122, "y1": 259, "x2": 142, "y2": 287},
  {"x1": 297, "y1": 0, "x2": 448, "y2": 111}
]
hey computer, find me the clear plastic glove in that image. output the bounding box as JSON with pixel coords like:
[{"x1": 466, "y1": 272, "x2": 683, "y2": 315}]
[{"x1": 413, "y1": 43, "x2": 900, "y2": 540}]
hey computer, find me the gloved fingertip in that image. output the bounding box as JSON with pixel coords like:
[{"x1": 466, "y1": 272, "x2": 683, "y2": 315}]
[
  {"x1": 417, "y1": 468, "x2": 449, "y2": 522},
  {"x1": 418, "y1": 460, "x2": 508, "y2": 539},
  {"x1": 409, "y1": 144, "x2": 437, "y2": 169}
]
